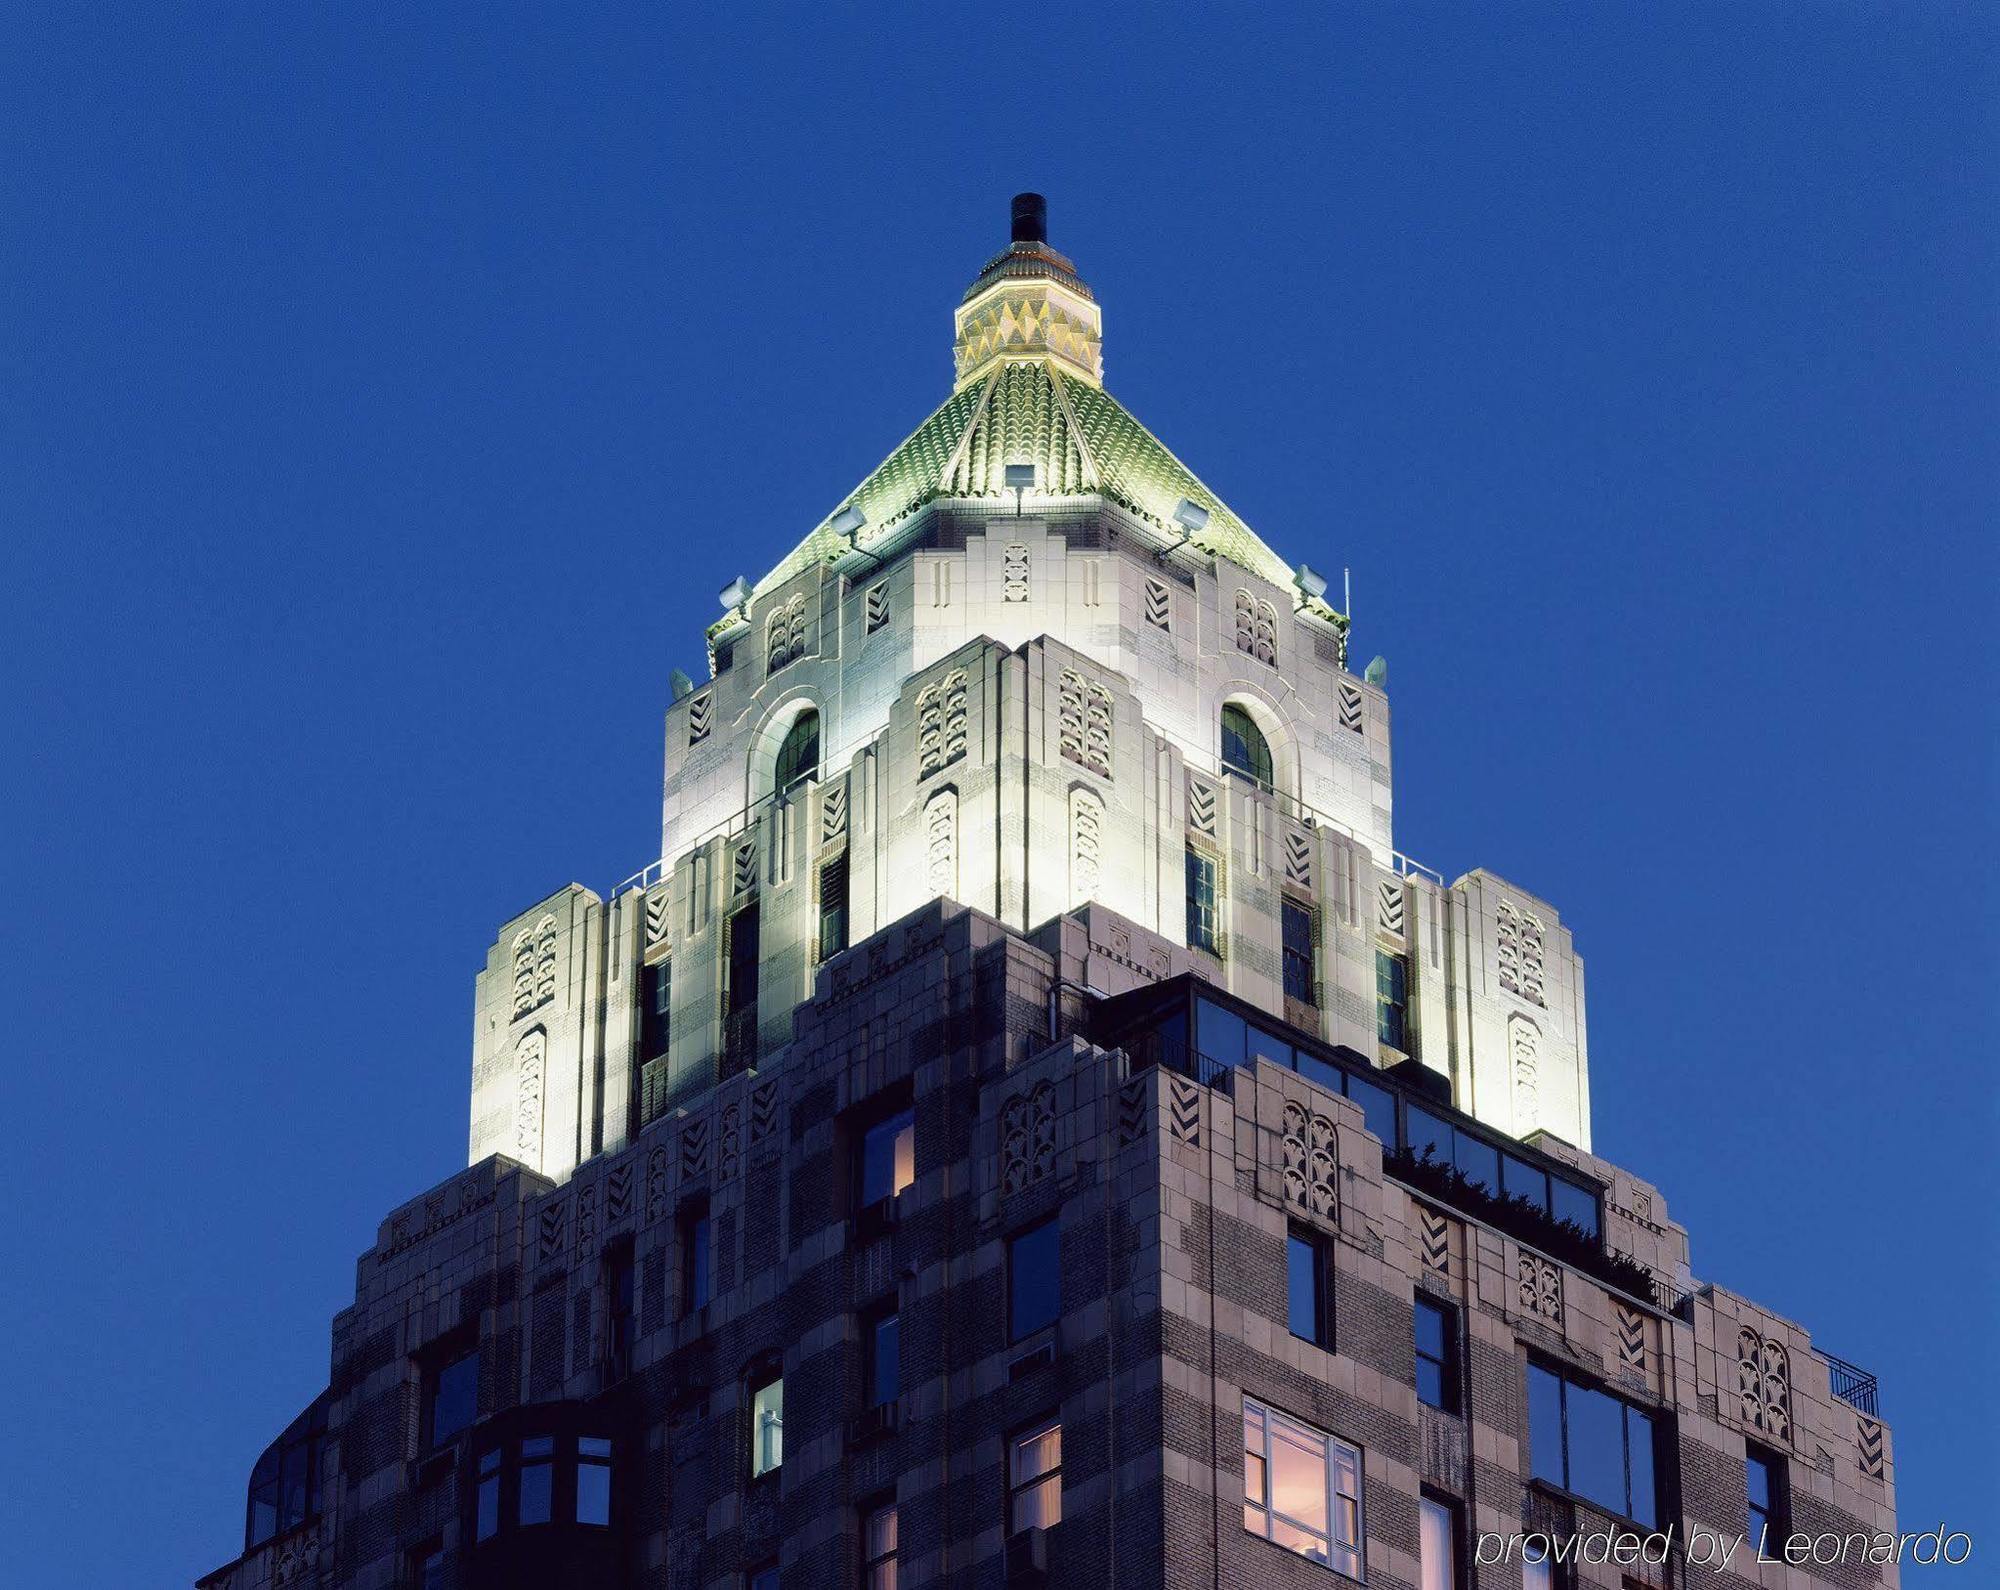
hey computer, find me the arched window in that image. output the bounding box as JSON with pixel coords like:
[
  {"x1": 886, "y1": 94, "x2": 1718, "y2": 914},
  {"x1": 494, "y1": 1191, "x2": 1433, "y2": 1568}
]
[
  {"x1": 773, "y1": 710, "x2": 820, "y2": 795},
  {"x1": 1220, "y1": 703, "x2": 1272, "y2": 789}
]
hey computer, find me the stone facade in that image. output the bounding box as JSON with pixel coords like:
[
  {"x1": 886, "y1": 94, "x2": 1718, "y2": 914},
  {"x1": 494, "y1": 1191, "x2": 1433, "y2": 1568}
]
[{"x1": 203, "y1": 200, "x2": 1895, "y2": 1589}]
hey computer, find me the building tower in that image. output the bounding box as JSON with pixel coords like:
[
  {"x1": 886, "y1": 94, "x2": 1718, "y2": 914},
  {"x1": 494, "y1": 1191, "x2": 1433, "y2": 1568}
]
[{"x1": 202, "y1": 198, "x2": 1898, "y2": 1590}]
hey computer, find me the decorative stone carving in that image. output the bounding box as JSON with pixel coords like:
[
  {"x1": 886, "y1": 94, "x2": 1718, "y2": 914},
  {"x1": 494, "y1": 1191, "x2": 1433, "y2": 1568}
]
[
  {"x1": 1117, "y1": 1077, "x2": 1150, "y2": 1146},
  {"x1": 999, "y1": 1081, "x2": 1058, "y2": 1194},
  {"x1": 1509, "y1": 1015, "x2": 1541, "y2": 1133},
  {"x1": 1518, "y1": 1251, "x2": 1563, "y2": 1326},
  {"x1": 1616, "y1": 1301, "x2": 1647, "y2": 1371},
  {"x1": 1002, "y1": 542, "x2": 1030, "y2": 602},
  {"x1": 537, "y1": 1197, "x2": 568, "y2": 1261},
  {"x1": 765, "y1": 592, "x2": 808, "y2": 671},
  {"x1": 1143, "y1": 576, "x2": 1171, "y2": 630},
  {"x1": 1279, "y1": 1099, "x2": 1339, "y2": 1220},
  {"x1": 1376, "y1": 878, "x2": 1406, "y2": 937},
  {"x1": 924, "y1": 789, "x2": 957, "y2": 898},
  {"x1": 1233, "y1": 589, "x2": 1277, "y2": 665},
  {"x1": 732, "y1": 838, "x2": 757, "y2": 897},
  {"x1": 864, "y1": 583, "x2": 889, "y2": 633},
  {"x1": 515, "y1": 1028, "x2": 546, "y2": 1165},
  {"x1": 1166, "y1": 1076, "x2": 1202, "y2": 1145},
  {"x1": 718, "y1": 1101, "x2": 742, "y2": 1182},
  {"x1": 1737, "y1": 1326, "x2": 1792, "y2": 1441},
  {"x1": 1187, "y1": 777, "x2": 1217, "y2": 837},
  {"x1": 687, "y1": 692, "x2": 713, "y2": 745},
  {"x1": 1070, "y1": 789, "x2": 1102, "y2": 903},
  {"x1": 645, "y1": 1145, "x2": 670, "y2": 1225},
  {"x1": 820, "y1": 777, "x2": 849, "y2": 844},
  {"x1": 512, "y1": 913, "x2": 558, "y2": 1018},
  {"x1": 1418, "y1": 1205, "x2": 1451, "y2": 1275},
  {"x1": 605, "y1": 1163, "x2": 633, "y2": 1226},
  {"x1": 1284, "y1": 830, "x2": 1312, "y2": 889},
  {"x1": 1057, "y1": 667, "x2": 1113, "y2": 779},
  {"x1": 1857, "y1": 1416, "x2": 1885, "y2": 1480},
  {"x1": 917, "y1": 668, "x2": 968, "y2": 777},
  {"x1": 1337, "y1": 680, "x2": 1364, "y2": 733},
  {"x1": 680, "y1": 1114, "x2": 711, "y2": 1179},
  {"x1": 1497, "y1": 899, "x2": 1546, "y2": 1006}
]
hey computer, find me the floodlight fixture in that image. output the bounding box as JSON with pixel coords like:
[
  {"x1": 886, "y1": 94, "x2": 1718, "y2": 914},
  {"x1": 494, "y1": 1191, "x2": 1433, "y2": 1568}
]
[
  {"x1": 1293, "y1": 563, "x2": 1329, "y2": 602},
  {"x1": 719, "y1": 575, "x2": 752, "y2": 615},
  {"x1": 829, "y1": 504, "x2": 866, "y2": 540}
]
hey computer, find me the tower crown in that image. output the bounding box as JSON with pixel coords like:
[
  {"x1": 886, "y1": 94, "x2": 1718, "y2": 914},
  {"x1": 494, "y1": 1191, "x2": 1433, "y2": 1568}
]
[{"x1": 953, "y1": 193, "x2": 1103, "y2": 388}]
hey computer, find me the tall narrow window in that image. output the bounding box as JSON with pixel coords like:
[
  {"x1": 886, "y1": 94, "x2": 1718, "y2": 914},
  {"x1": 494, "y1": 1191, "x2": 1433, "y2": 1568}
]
[
  {"x1": 1185, "y1": 847, "x2": 1219, "y2": 955},
  {"x1": 681, "y1": 1201, "x2": 711, "y2": 1316},
  {"x1": 605, "y1": 1244, "x2": 635, "y2": 1382},
  {"x1": 865, "y1": 1311, "x2": 900, "y2": 1408},
  {"x1": 1746, "y1": 1446, "x2": 1787, "y2": 1549},
  {"x1": 1415, "y1": 1297, "x2": 1458, "y2": 1411},
  {"x1": 774, "y1": 710, "x2": 820, "y2": 794},
  {"x1": 1220, "y1": 703, "x2": 1273, "y2": 788},
  {"x1": 517, "y1": 1436, "x2": 554, "y2": 1526},
  {"x1": 1008, "y1": 1218, "x2": 1061, "y2": 1341},
  {"x1": 749, "y1": 1562, "x2": 779, "y2": 1590},
  {"x1": 1527, "y1": 1361, "x2": 1660, "y2": 1527},
  {"x1": 640, "y1": 959, "x2": 671, "y2": 1062},
  {"x1": 577, "y1": 1437, "x2": 613, "y2": 1526},
  {"x1": 863, "y1": 1501, "x2": 899, "y2": 1589},
  {"x1": 1282, "y1": 899, "x2": 1316, "y2": 1005},
  {"x1": 1286, "y1": 1228, "x2": 1330, "y2": 1348},
  {"x1": 751, "y1": 1374, "x2": 785, "y2": 1477},
  {"x1": 858, "y1": 1107, "x2": 916, "y2": 1208},
  {"x1": 1420, "y1": 1494, "x2": 1459, "y2": 1590},
  {"x1": 1242, "y1": 1397, "x2": 1363, "y2": 1577},
  {"x1": 725, "y1": 903, "x2": 760, "y2": 1070},
  {"x1": 424, "y1": 1348, "x2": 479, "y2": 1449},
  {"x1": 819, "y1": 853, "x2": 850, "y2": 959},
  {"x1": 1008, "y1": 1419, "x2": 1063, "y2": 1531},
  {"x1": 1376, "y1": 949, "x2": 1408, "y2": 1050},
  {"x1": 474, "y1": 1448, "x2": 501, "y2": 1541}
]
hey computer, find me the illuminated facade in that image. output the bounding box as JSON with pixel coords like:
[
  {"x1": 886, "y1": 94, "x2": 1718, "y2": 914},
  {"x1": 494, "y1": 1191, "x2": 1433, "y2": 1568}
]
[{"x1": 202, "y1": 198, "x2": 1898, "y2": 1590}]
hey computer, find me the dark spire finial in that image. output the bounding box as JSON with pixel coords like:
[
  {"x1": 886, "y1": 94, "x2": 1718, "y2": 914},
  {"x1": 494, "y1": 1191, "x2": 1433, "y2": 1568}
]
[{"x1": 1011, "y1": 193, "x2": 1048, "y2": 245}]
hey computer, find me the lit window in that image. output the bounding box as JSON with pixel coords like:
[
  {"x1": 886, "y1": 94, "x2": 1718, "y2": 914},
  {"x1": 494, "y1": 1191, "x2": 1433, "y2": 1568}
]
[
  {"x1": 577, "y1": 1437, "x2": 612, "y2": 1526},
  {"x1": 1242, "y1": 1397, "x2": 1363, "y2": 1578},
  {"x1": 1521, "y1": 1541, "x2": 1554, "y2": 1590},
  {"x1": 858, "y1": 1108, "x2": 916, "y2": 1207},
  {"x1": 1286, "y1": 1228, "x2": 1330, "y2": 1348},
  {"x1": 1008, "y1": 1218, "x2": 1061, "y2": 1342},
  {"x1": 863, "y1": 1501, "x2": 899, "y2": 1589},
  {"x1": 517, "y1": 1436, "x2": 554, "y2": 1526},
  {"x1": 1185, "y1": 847, "x2": 1219, "y2": 955},
  {"x1": 866, "y1": 1312, "x2": 900, "y2": 1408},
  {"x1": 682, "y1": 1201, "x2": 711, "y2": 1315},
  {"x1": 819, "y1": 853, "x2": 850, "y2": 959},
  {"x1": 1746, "y1": 1446, "x2": 1787, "y2": 1548},
  {"x1": 751, "y1": 1374, "x2": 785, "y2": 1477},
  {"x1": 474, "y1": 1448, "x2": 501, "y2": 1541},
  {"x1": 1220, "y1": 703, "x2": 1273, "y2": 788},
  {"x1": 1528, "y1": 1361, "x2": 1659, "y2": 1527},
  {"x1": 1282, "y1": 899, "x2": 1316, "y2": 1005},
  {"x1": 774, "y1": 710, "x2": 820, "y2": 793},
  {"x1": 1008, "y1": 1419, "x2": 1063, "y2": 1532},
  {"x1": 1415, "y1": 1298, "x2": 1457, "y2": 1411},
  {"x1": 1420, "y1": 1495, "x2": 1458, "y2": 1590},
  {"x1": 1376, "y1": 949, "x2": 1408, "y2": 1050},
  {"x1": 425, "y1": 1348, "x2": 479, "y2": 1448}
]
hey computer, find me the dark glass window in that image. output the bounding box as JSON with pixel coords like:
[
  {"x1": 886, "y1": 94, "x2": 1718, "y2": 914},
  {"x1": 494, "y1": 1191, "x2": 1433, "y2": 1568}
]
[
  {"x1": 1344, "y1": 1073, "x2": 1397, "y2": 1146},
  {"x1": 774, "y1": 710, "x2": 820, "y2": 792},
  {"x1": 1550, "y1": 1178, "x2": 1601, "y2": 1240},
  {"x1": 1008, "y1": 1419, "x2": 1063, "y2": 1531},
  {"x1": 426, "y1": 1349, "x2": 479, "y2": 1448},
  {"x1": 819, "y1": 853, "x2": 849, "y2": 959},
  {"x1": 640, "y1": 958, "x2": 671, "y2": 1062},
  {"x1": 727, "y1": 903, "x2": 760, "y2": 1019},
  {"x1": 858, "y1": 1108, "x2": 915, "y2": 1207},
  {"x1": 866, "y1": 1312, "x2": 900, "y2": 1408},
  {"x1": 1376, "y1": 949, "x2": 1409, "y2": 1049},
  {"x1": 1247, "y1": 1024, "x2": 1292, "y2": 1072},
  {"x1": 1406, "y1": 1106, "x2": 1453, "y2": 1169},
  {"x1": 1414, "y1": 1298, "x2": 1457, "y2": 1410},
  {"x1": 682, "y1": 1201, "x2": 711, "y2": 1315},
  {"x1": 244, "y1": 1399, "x2": 328, "y2": 1550},
  {"x1": 475, "y1": 1448, "x2": 501, "y2": 1541},
  {"x1": 518, "y1": 1436, "x2": 554, "y2": 1526},
  {"x1": 1746, "y1": 1446, "x2": 1785, "y2": 1545},
  {"x1": 1220, "y1": 703, "x2": 1274, "y2": 787},
  {"x1": 1282, "y1": 899, "x2": 1316, "y2": 1005},
  {"x1": 606, "y1": 1244, "x2": 635, "y2": 1381},
  {"x1": 1286, "y1": 1229, "x2": 1330, "y2": 1347},
  {"x1": 748, "y1": 1562, "x2": 779, "y2": 1590},
  {"x1": 414, "y1": 1543, "x2": 447, "y2": 1590},
  {"x1": 1501, "y1": 1152, "x2": 1551, "y2": 1214},
  {"x1": 1185, "y1": 847, "x2": 1219, "y2": 954},
  {"x1": 863, "y1": 1501, "x2": 899, "y2": 1589},
  {"x1": 1008, "y1": 1218, "x2": 1061, "y2": 1342},
  {"x1": 577, "y1": 1437, "x2": 613, "y2": 1526},
  {"x1": 1527, "y1": 1361, "x2": 1660, "y2": 1527},
  {"x1": 1452, "y1": 1130, "x2": 1501, "y2": 1196},
  {"x1": 1196, "y1": 998, "x2": 1246, "y2": 1069}
]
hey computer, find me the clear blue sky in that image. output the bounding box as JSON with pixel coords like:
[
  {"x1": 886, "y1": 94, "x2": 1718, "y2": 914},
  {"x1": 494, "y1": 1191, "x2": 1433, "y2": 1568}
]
[{"x1": 2, "y1": 4, "x2": 1993, "y2": 1583}]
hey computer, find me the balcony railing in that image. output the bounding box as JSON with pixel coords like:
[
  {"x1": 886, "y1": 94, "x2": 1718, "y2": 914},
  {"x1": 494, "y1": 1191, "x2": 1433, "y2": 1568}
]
[
  {"x1": 1124, "y1": 1033, "x2": 1237, "y2": 1093},
  {"x1": 1818, "y1": 1351, "x2": 1880, "y2": 1417}
]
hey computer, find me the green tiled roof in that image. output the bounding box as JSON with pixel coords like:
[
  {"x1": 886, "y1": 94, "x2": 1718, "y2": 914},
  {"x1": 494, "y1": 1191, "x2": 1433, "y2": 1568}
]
[{"x1": 751, "y1": 358, "x2": 1340, "y2": 626}]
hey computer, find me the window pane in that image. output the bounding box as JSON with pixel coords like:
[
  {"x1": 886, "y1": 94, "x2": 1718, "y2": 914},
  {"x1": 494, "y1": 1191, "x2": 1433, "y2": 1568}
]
[
  {"x1": 247, "y1": 1475, "x2": 279, "y2": 1548},
  {"x1": 1267, "y1": 1423, "x2": 1330, "y2": 1532},
  {"x1": 518, "y1": 1460, "x2": 552, "y2": 1526},
  {"x1": 1286, "y1": 1234, "x2": 1320, "y2": 1343},
  {"x1": 1502, "y1": 1154, "x2": 1551, "y2": 1214},
  {"x1": 1453, "y1": 1130, "x2": 1501, "y2": 1195},
  {"x1": 1420, "y1": 1497, "x2": 1455, "y2": 1590},
  {"x1": 752, "y1": 1377, "x2": 785, "y2": 1476},
  {"x1": 1196, "y1": 999, "x2": 1246, "y2": 1069},
  {"x1": 1414, "y1": 1299, "x2": 1446, "y2": 1359},
  {"x1": 1564, "y1": 1381, "x2": 1627, "y2": 1516},
  {"x1": 1011, "y1": 1421, "x2": 1062, "y2": 1486},
  {"x1": 1248, "y1": 1025, "x2": 1292, "y2": 1072},
  {"x1": 1527, "y1": 1364, "x2": 1565, "y2": 1487},
  {"x1": 1551, "y1": 1178, "x2": 1600, "y2": 1239},
  {"x1": 1008, "y1": 1219, "x2": 1061, "y2": 1340},
  {"x1": 1406, "y1": 1107, "x2": 1452, "y2": 1169},
  {"x1": 579, "y1": 1436, "x2": 612, "y2": 1458},
  {"x1": 1522, "y1": 1547, "x2": 1553, "y2": 1590},
  {"x1": 1416, "y1": 1358, "x2": 1445, "y2": 1408},
  {"x1": 749, "y1": 1566, "x2": 779, "y2": 1590},
  {"x1": 429, "y1": 1350, "x2": 479, "y2": 1446},
  {"x1": 685, "y1": 1214, "x2": 711, "y2": 1312},
  {"x1": 1626, "y1": 1406, "x2": 1657, "y2": 1527},
  {"x1": 861, "y1": 1108, "x2": 916, "y2": 1204},
  {"x1": 1345, "y1": 1074, "x2": 1397, "y2": 1146},
  {"x1": 1296, "y1": 1050, "x2": 1340, "y2": 1091},
  {"x1": 577, "y1": 1460, "x2": 611, "y2": 1526},
  {"x1": 869, "y1": 1314, "x2": 900, "y2": 1406},
  {"x1": 867, "y1": 1503, "x2": 898, "y2": 1559},
  {"x1": 1746, "y1": 1454, "x2": 1770, "y2": 1509},
  {"x1": 1011, "y1": 1474, "x2": 1061, "y2": 1531},
  {"x1": 475, "y1": 1475, "x2": 499, "y2": 1541}
]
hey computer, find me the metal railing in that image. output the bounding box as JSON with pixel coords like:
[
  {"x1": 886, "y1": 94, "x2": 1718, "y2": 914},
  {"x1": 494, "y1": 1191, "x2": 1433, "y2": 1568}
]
[
  {"x1": 1123, "y1": 1033, "x2": 1238, "y2": 1093},
  {"x1": 1818, "y1": 1351, "x2": 1880, "y2": 1417}
]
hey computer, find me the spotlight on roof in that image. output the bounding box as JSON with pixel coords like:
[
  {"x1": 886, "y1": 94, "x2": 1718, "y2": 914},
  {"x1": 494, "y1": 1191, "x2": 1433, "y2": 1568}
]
[
  {"x1": 1004, "y1": 463, "x2": 1037, "y2": 492},
  {"x1": 719, "y1": 575, "x2": 752, "y2": 614},
  {"x1": 669, "y1": 668, "x2": 694, "y2": 701},
  {"x1": 1294, "y1": 563, "x2": 1329, "y2": 602},
  {"x1": 1365, "y1": 655, "x2": 1388, "y2": 685},
  {"x1": 829, "y1": 504, "x2": 866, "y2": 540},
  {"x1": 1173, "y1": 498, "x2": 1210, "y2": 534}
]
